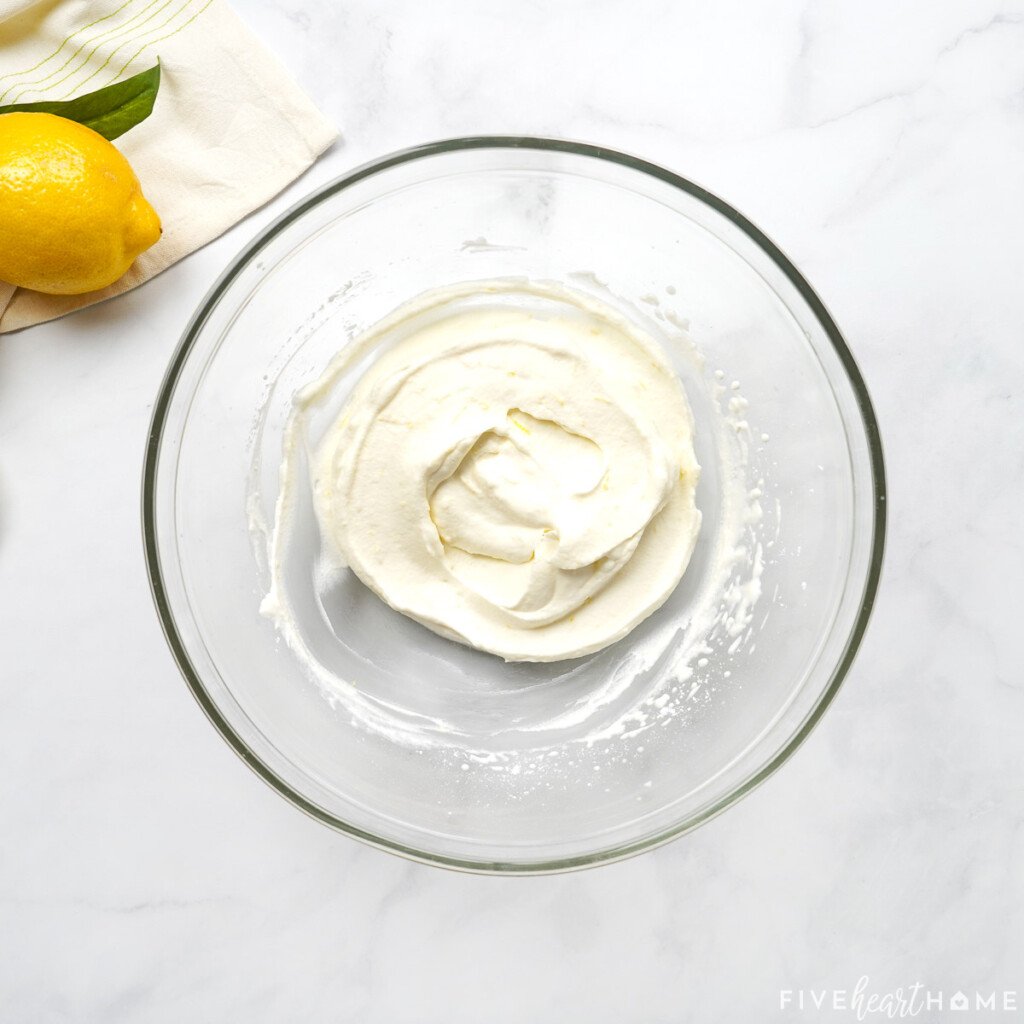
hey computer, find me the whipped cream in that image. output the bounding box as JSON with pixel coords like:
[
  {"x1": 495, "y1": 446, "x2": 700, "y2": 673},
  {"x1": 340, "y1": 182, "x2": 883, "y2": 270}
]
[{"x1": 264, "y1": 280, "x2": 702, "y2": 662}]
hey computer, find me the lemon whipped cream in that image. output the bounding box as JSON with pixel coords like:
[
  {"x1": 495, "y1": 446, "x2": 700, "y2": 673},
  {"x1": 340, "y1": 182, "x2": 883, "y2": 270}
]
[{"x1": 263, "y1": 280, "x2": 701, "y2": 663}]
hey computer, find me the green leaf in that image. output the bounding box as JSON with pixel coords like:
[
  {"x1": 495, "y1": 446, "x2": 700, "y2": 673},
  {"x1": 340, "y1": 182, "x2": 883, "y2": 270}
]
[{"x1": 0, "y1": 61, "x2": 160, "y2": 140}]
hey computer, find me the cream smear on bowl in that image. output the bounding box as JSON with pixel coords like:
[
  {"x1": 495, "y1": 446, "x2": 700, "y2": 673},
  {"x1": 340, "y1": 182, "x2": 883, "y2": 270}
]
[{"x1": 253, "y1": 277, "x2": 770, "y2": 755}]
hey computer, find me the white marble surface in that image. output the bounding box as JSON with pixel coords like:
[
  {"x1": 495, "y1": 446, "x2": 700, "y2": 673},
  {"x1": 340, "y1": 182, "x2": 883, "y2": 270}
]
[{"x1": 2, "y1": 0, "x2": 1022, "y2": 1019}]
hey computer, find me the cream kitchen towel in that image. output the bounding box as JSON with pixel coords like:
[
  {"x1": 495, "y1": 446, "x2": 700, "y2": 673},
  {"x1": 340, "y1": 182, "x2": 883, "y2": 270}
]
[{"x1": 0, "y1": 0, "x2": 338, "y2": 333}]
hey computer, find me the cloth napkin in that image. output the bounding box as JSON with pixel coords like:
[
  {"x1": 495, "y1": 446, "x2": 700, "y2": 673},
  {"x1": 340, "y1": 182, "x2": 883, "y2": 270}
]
[{"x1": 0, "y1": 0, "x2": 338, "y2": 333}]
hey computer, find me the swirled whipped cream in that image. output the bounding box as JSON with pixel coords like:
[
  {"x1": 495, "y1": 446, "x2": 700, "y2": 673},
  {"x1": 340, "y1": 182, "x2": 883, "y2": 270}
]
[{"x1": 264, "y1": 280, "x2": 701, "y2": 662}]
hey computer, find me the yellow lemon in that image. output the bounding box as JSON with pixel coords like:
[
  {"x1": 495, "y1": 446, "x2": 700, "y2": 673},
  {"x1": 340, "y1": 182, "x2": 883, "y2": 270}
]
[{"x1": 0, "y1": 112, "x2": 161, "y2": 295}]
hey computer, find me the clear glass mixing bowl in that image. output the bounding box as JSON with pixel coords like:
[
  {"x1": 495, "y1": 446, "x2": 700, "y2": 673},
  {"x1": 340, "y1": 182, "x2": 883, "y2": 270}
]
[{"x1": 144, "y1": 138, "x2": 885, "y2": 873}]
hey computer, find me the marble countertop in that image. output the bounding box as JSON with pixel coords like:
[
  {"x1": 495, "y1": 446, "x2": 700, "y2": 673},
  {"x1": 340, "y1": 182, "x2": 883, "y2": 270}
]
[{"x1": 2, "y1": 0, "x2": 1021, "y2": 1020}]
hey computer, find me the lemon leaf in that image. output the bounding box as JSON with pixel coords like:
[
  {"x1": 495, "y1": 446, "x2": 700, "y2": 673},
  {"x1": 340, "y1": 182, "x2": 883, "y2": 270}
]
[{"x1": 0, "y1": 61, "x2": 160, "y2": 141}]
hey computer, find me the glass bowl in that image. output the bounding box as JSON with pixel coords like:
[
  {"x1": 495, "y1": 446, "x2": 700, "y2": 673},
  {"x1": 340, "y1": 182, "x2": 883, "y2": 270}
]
[{"x1": 144, "y1": 138, "x2": 885, "y2": 873}]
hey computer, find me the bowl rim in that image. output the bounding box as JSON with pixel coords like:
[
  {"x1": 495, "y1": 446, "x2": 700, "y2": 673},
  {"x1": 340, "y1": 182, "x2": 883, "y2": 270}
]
[{"x1": 142, "y1": 135, "x2": 887, "y2": 875}]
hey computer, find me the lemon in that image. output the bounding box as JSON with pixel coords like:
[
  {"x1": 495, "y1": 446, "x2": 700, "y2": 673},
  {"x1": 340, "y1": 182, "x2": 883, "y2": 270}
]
[{"x1": 0, "y1": 112, "x2": 161, "y2": 295}]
